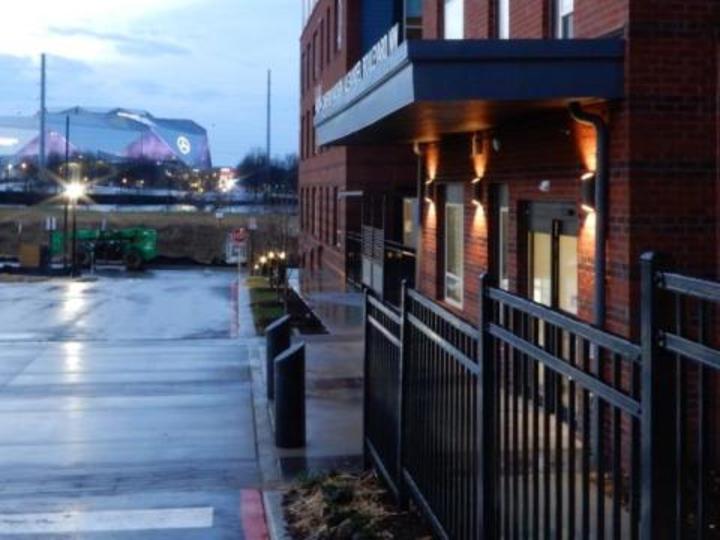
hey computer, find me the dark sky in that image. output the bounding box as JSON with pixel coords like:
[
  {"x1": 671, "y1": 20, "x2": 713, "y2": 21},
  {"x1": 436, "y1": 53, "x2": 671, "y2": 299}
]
[{"x1": 0, "y1": 0, "x2": 300, "y2": 167}]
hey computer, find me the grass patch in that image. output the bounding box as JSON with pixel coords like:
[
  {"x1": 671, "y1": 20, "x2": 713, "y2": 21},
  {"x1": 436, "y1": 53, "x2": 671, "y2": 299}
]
[
  {"x1": 284, "y1": 471, "x2": 432, "y2": 539},
  {"x1": 247, "y1": 276, "x2": 285, "y2": 334}
]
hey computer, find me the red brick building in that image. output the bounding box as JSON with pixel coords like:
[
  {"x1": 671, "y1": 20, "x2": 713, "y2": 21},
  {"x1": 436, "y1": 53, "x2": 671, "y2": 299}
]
[
  {"x1": 303, "y1": 0, "x2": 719, "y2": 340},
  {"x1": 299, "y1": 0, "x2": 417, "y2": 297}
]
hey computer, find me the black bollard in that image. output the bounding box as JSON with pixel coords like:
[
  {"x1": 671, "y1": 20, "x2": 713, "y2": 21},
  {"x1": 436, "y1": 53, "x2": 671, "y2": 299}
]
[
  {"x1": 274, "y1": 342, "x2": 306, "y2": 449},
  {"x1": 265, "y1": 315, "x2": 291, "y2": 400}
]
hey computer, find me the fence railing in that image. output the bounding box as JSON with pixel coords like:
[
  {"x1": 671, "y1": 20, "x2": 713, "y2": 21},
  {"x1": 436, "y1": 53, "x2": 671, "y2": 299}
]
[
  {"x1": 402, "y1": 288, "x2": 480, "y2": 538},
  {"x1": 644, "y1": 253, "x2": 720, "y2": 539},
  {"x1": 363, "y1": 293, "x2": 403, "y2": 499},
  {"x1": 362, "y1": 252, "x2": 719, "y2": 539}
]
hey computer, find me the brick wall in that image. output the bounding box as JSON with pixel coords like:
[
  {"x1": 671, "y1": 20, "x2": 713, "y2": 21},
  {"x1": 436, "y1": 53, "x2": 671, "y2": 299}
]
[
  {"x1": 575, "y1": 0, "x2": 627, "y2": 38},
  {"x1": 422, "y1": 0, "x2": 442, "y2": 39},
  {"x1": 624, "y1": 0, "x2": 719, "y2": 333},
  {"x1": 417, "y1": 111, "x2": 607, "y2": 328},
  {"x1": 465, "y1": 0, "x2": 493, "y2": 39},
  {"x1": 510, "y1": 0, "x2": 548, "y2": 38}
]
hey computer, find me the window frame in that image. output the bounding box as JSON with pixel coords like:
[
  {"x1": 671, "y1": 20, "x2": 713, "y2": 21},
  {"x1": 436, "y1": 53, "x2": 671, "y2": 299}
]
[
  {"x1": 443, "y1": 0, "x2": 464, "y2": 40},
  {"x1": 497, "y1": 0, "x2": 510, "y2": 39},
  {"x1": 554, "y1": 0, "x2": 574, "y2": 39},
  {"x1": 444, "y1": 184, "x2": 465, "y2": 308},
  {"x1": 335, "y1": 0, "x2": 342, "y2": 51},
  {"x1": 495, "y1": 184, "x2": 510, "y2": 290},
  {"x1": 402, "y1": 197, "x2": 419, "y2": 248}
]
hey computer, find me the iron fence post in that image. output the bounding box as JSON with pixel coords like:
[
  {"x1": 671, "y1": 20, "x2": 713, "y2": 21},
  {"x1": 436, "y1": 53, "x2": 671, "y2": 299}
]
[
  {"x1": 397, "y1": 280, "x2": 409, "y2": 508},
  {"x1": 362, "y1": 287, "x2": 371, "y2": 470},
  {"x1": 478, "y1": 273, "x2": 497, "y2": 539},
  {"x1": 640, "y1": 252, "x2": 675, "y2": 540}
]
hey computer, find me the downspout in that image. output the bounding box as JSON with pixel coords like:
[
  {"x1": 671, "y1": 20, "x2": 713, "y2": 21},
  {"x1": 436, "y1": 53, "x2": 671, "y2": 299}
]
[
  {"x1": 413, "y1": 142, "x2": 424, "y2": 290},
  {"x1": 569, "y1": 102, "x2": 609, "y2": 329}
]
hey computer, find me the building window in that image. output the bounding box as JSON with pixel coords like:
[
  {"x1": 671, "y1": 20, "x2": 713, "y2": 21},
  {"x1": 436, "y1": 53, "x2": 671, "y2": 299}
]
[
  {"x1": 495, "y1": 185, "x2": 510, "y2": 290},
  {"x1": 404, "y1": 0, "x2": 423, "y2": 40},
  {"x1": 320, "y1": 19, "x2": 325, "y2": 69},
  {"x1": 311, "y1": 111, "x2": 316, "y2": 155},
  {"x1": 300, "y1": 115, "x2": 305, "y2": 160},
  {"x1": 402, "y1": 197, "x2": 418, "y2": 248},
  {"x1": 497, "y1": 0, "x2": 510, "y2": 39},
  {"x1": 312, "y1": 188, "x2": 318, "y2": 237},
  {"x1": 325, "y1": 9, "x2": 331, "y2": 64},
  {"x1": 302, "y1": 189, "x2": 308, "y2": 231},
  {"x1": 301, "y1": 52, "x2": 306, "y2": 92},
  {"x1": 313, "y1": 31, "x2": 319, "y2": 80},
  {"x1": 331, "y1": 187, "x2": 338, "y2": 246},
  {"x1": 335, "y1": 0, "x2": 342, "y2": 51},
  {"x1": 444, "y1": 184, "x2": 464, "y2": 306},
  {"x1": 323, "y1": 188, "x2": 329, "y2": 243},
  {"x1": 555, "y1": 0, "x2": 574, "y2": 38},
  {"x1": 443, "y1": 0, "x2": 464, "y2": 39},
  {"x1": 305, "y1": 45, "x2": 310, "y2": 90}
]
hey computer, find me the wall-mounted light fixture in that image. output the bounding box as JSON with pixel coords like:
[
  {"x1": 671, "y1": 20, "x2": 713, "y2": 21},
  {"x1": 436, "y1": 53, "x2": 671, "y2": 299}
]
[
  {"x1": 581, "y1": 171, "x2": 596, "y2": 213},
  {"x1": 424, "y1": 179, "x2": 437, "y2": 204},
  {"x1": 472, "y1": 177, "x2": 484, "y2": 207},
  {"x1": 492, "y1": 137, "x2": 501, "y2": 152}
]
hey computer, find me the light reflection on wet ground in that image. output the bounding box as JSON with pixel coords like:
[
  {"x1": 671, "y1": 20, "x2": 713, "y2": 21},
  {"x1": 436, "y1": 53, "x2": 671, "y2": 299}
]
[{"x1": 0, "y1": 268, "x2": 259, "y2": 538}]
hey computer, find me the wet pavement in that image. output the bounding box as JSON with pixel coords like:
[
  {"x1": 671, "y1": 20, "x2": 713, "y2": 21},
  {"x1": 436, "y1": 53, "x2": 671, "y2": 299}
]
[
  {"x1": 0, "y1": 269, "x2": 261, "y2": 539},
  {"x1": 258, "y1": 269, "x2": 365, "y2": 482}
]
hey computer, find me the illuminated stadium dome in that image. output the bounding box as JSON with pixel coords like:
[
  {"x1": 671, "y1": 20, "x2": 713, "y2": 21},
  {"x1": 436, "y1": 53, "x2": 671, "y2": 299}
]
[{"x1": 0, "y1": 107, "x2": 212, "y2": 169}]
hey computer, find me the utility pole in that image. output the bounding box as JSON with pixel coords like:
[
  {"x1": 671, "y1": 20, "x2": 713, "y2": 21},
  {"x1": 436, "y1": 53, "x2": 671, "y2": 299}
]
[
  {"x1": 266, "y1": 69, "x2": 272, "y2": 198},
  {"x1": 38, "y1": 53, "x2": 47, "y2": 189},
  {"x1": 63, "y1": 115, "x2": 70, "y2": 272}
]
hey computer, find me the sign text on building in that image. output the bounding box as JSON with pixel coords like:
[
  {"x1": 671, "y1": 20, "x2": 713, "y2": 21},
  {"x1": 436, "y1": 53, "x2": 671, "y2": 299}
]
[{"x1": 315, "y1": 24, "x2": 400, "y2": 117}]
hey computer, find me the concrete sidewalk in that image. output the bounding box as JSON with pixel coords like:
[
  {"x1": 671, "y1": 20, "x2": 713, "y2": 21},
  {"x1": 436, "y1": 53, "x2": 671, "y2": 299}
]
[{"x1": 247, "y1": 284, "x2": 365, "y2": 539}]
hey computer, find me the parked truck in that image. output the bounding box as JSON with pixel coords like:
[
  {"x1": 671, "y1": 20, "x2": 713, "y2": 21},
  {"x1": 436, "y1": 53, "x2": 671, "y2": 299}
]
[{"x1": 50, "y1": 227, "x2": 158, "y2": 271}]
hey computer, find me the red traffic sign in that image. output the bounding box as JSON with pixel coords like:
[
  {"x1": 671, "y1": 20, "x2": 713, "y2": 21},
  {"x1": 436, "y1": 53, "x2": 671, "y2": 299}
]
[{"x1": 231, "y1": 228, "x2": 248, "y2": 244}]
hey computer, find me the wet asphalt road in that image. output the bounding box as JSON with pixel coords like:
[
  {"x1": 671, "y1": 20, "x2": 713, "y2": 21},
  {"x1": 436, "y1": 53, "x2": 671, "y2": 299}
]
[{"x1": 0, "y1": 269, "x2": 259, "y2": 539}]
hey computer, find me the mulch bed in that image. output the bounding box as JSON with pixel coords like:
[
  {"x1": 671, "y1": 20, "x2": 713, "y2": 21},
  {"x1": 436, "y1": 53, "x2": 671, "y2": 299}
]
[{"x1": 284, "y1": 472, "x2": 432, "y2": 540}]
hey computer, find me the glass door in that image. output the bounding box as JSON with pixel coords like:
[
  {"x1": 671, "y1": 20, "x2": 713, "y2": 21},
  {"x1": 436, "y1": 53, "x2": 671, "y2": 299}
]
[
  {"x1": 526, "y1": 203, "x2": 578, "y2": 418},
  {"x1": 527, "y1": 203, "x2": 578, "y2": 315}
]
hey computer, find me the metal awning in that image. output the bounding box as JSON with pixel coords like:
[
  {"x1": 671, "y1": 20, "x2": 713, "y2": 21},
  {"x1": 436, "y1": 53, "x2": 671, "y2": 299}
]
[{"x1": 315, "y1": 39, "x2": 625, "y2": 146}]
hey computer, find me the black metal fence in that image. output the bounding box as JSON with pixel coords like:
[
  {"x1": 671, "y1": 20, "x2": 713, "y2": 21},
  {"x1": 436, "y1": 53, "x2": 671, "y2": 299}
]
[
  {"x1": 364, "y1": 293, "x2": 403, "y2": 499},
  {"x1": 644, "y1": 253, "x2": 720, "y2": 539},
  {"x1": 362, "y1": 252, "x2": 720, "y2": 539},
  {"x1": 402, "y1": 288, "x2": 480, "y2": 538}
]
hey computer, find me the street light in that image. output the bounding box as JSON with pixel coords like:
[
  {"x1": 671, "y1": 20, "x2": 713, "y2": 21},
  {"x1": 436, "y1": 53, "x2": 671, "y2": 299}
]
[
  {"x1": 65, "y1": 182, "x2": 85, "y2": 201},
  {"x1": 64, "y1": 181, "x2": 86, "y2": 276}
]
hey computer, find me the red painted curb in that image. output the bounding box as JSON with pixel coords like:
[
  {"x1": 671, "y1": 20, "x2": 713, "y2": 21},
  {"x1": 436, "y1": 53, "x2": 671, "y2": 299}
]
[{"x1": 241, "y1": 489, "x2": 270, "y2": 540}]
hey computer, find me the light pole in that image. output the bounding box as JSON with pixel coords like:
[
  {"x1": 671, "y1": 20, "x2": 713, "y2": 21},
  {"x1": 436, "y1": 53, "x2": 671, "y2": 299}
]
[
  {"x1": 64, "y1": 182, "x2": 85, "y2": 277},
  {"x1": 63, "y1": 117, "x2": 70, "y2": 271}
]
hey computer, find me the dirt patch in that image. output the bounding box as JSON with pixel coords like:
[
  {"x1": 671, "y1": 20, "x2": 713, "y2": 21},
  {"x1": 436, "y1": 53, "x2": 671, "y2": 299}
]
[
  {"x1": 0, "y1": 207, "x2": 297, "y2": 265},
  {"x1": 284, "y1": 472, "x2": 432, "y2": 540},
  {"x1": 0, "y1": 273, "x2": 51, "y2": 283}
]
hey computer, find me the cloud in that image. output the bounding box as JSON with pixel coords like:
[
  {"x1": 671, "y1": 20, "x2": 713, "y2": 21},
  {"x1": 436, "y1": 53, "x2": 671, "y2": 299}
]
[
  {"x1": 48, "y1": 27, "x2": 189, "y2": 57},
  {"x1": 0, "y1": 0, "x2": 301, "y2": 166}
]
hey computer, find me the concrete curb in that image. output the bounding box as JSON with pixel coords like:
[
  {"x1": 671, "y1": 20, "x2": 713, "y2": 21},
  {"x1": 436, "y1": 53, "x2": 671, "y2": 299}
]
[
  {"x1": 262, "y1": 490, "x2": 291, "y2": 540},
  {"x1": 248, "y1": 337, "x2": 293, "y2": 539}
]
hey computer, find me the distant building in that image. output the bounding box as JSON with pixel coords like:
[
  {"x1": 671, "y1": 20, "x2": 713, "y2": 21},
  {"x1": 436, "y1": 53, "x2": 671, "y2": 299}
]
[{"x1": 0, "y1": 107, "x2": 212, "y2": 169}]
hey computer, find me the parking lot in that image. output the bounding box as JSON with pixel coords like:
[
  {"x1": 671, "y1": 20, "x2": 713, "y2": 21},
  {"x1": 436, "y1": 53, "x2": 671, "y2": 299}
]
[{"x1": 0, "y1": 269, "x2": 262, "y2": 539}]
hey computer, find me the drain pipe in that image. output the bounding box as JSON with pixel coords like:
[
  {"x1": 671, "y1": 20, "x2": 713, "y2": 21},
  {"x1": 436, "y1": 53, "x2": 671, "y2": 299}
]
[
  {"x1": 413, "y1": 142, "x2": 424, "y2": 289},
  {"x1": 569, "y1": 102, "x2": 609, "y2": 329}
]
